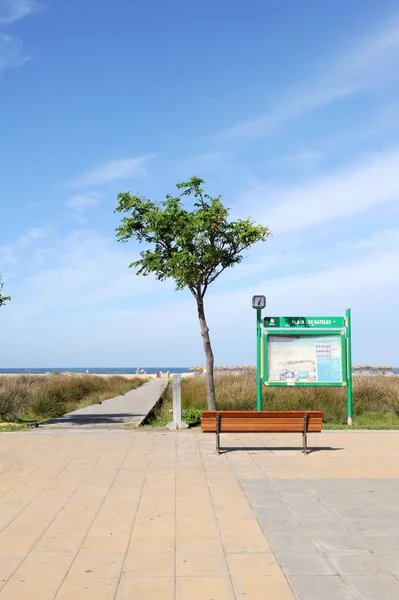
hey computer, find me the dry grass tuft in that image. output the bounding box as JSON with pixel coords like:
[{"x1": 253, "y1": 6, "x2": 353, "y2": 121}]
[
  {"x1": 0, "y1": 374, "x2": 144, "y2": 422},
  {"x1": 179, "y1": 373, "x2": 399, "y2": 425}
]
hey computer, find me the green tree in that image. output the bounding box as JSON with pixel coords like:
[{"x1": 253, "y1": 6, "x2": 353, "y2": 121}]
[
  {"x1": 0, "y1": 277, "x2": 11, "y2": 308},
  {"x1": 115, "y1": 177, "x2": 271, "y2": 410}
]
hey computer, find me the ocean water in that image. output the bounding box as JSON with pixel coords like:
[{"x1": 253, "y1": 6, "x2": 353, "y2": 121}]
[
  {"x1": 0, "y1": 367, "x2": 191, "y2": 375},
  {"x1": 0, "y1": 367, "x2": 397, "y2": 374}
]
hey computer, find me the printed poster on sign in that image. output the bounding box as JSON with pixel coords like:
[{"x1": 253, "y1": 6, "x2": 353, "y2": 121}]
[{"x1": 268, "y1": 334, "x2": 343, "y2": 383}]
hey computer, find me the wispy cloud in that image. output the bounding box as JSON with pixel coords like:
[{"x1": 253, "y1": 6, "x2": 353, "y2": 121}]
[
  {"x1": 70, "y1": 155, "x2": 153, "y2": 188},
  {"x1": 220, "y1": 17, "x2": 399, "y2": 140},
  {"x1": 241, "y1": 148, "x2": 399, "y2": 234},
  {"x1": 0, "y1": 0, "x2": 44, "y2": 24},
  {"x1": 0, "y1": 227, "x2": 49, "y2": 265},
  {"x1": 0, "y1": 34, "x2": 30, "y2": 72},
  {"x1": 66, "y1": 192, "x2": 103, "y2": 217},
  {"x1": 7, "y1": 230, "x2": 172, "y2": 318}
]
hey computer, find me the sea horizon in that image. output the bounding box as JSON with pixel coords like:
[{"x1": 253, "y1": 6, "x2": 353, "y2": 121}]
[
  {"x1": 0, "y1": 367, "x2": 191, "y2": 375},
  {"x1": 0, "y1": 366, "x2": 398, "y2": 375}
]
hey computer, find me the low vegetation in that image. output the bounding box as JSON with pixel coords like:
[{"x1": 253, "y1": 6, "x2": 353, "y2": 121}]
[
  {"x1": 144, "y1": 373, "x2": 399, "y2": 428},
  {"x1": 0, "y1": 374, "x2": 144, "y2": 427}
]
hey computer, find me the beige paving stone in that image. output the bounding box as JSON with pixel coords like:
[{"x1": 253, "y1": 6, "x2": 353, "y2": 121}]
[
  {"x1": 128, "y1": 533, "x2": 175, "y2": 554},
  {"x1": 35, "y1": 536, "x2": 84, "y2": 554},
  {"x1": 208, "y1": 483, "x2": 244, "y2": 496},
  {"x1": 81, "y1": 535, "x2": 130, "y2": 554},
  {"x1": 0, "y1": 578, "x2": 62, "y2": 600},
  {"x1": 87, "y1": 517, "x2": 131, "y2": 538},
  {"x1": 0, "y1": 536, "x2": 36, "y2": 557},
  {"x1": 218, "y1": 518, "x2": 266, "y2": 538},
  {"x1": 176, "y1": 553, "x2": 229, "y2": 576},
  {"x1": 232, "y1": 576, "x2": 295, "y2": 599},
  {"x1": 0, "y1": 509, "x2": 21, "y2": 530},
  {"x1": 135, "y1": 505, "x2": 175, "y2": 519},
  {"x1": 177, "y1": 532, "x2": 224, "y2": 553},
  {"x1": 176, "y1": 518, "x2": 219, "y2": 535},
  {"x1": 68, "y1": 552, "x2": 124, "y2": 579},
  {"x1": 176, "y1": 576, "x2": 235, "y2": 600},
  {"x1": 45, "y1": 519, "x2": 92, "y2": 539},
  {"x1": 0, "y1": 556, "x2": 22, "y2": 582},
  {"x1": 213, "y1": 496, "x2": 255, "y2": 520},
  {"x1": 138, "y1": 494, "x2": 175, "y2": 508},
  {"x1": 220, "y1": 529, "x2": 271, "y2": 554},
  {"x1": 176, "y1": 502, "x2": 215, "y2": 519},
  {"x1": 117, "y1": 577, "x2": 174, "y2": 600},
  {"x1": 227, "y1": 553, "x2": 282, "y2": 577},
  {"x1": 12, "y1": 552, "x2": 74, "y2": 580},
  {"x1": 56, "y1": 576, "x2": 118, "y2": 600},
  {"x1": 132, "y1": 518, "x2": 175, "y2": 537},
  {"x1": 1, "y1": 518, "x2": 49, "y2": 539},
  {"x1": 123, "y1": 553, "x2": 175, "y2": 577}
]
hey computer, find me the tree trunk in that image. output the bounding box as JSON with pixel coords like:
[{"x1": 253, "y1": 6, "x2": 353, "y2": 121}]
[{"x1": 196, "y1": 296, "x2": 216, "y2": 410}]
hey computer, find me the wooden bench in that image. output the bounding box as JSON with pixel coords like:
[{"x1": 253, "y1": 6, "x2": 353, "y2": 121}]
[{"x1": 201, "y1": 411, "x2": 323, "y2": 454}]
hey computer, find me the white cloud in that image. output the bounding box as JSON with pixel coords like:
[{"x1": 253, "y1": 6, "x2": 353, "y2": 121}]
[
  {"x1": 7, "y1": 230, "x2": 173, "y2": 318},
  {"x1": 0, "y1": 34, "x2": 30, "y2": 72},
  {"x1": 70, "y1": 155, "x2": 153, "y2": 188},
  {"x1": 66, "y1": 192, "x2": 103, "y2": 216},
  {"x1": 0, "y1": 0, "x2": 43, "y2": 24},
  {"x1": 2, "y1": 225, "x2": 398, "y2": 366},
  {"x1": 219, "y1": 17, "x2": 399, "y2": 140},
  {"x1": 0, "y1": 227, "x2": 49, "y2": 266},
  {"x1": 240, "y1": 148, "x2": 399, "y2": 234}
]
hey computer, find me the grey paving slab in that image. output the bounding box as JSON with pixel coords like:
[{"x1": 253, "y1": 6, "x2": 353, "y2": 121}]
[
  {"x1": 278, "y1": 552, "x2": 335, "y2": 575},
  {"x1": 314, "y1": 532, "x2": 369, "y2": 553},
  {"x1": 328, "y1": 552, "x2": 389, "y2": 575},
  {"x1": 241, "y1": 477, "x2": 399, "y2": 600},
  {"x1": 344, "y1": 575, "x2": 399, "y2": 600},
  {"x1": 41, "y1": 378, "x2": 168, "y2": 429},
  {"x1": 288, "y1": 576, "x2": 358, "y2": 600},
  {"x1": 379, "y1": 555, "x2": 399, "y2": 578},
  {"x1": 267, "y1": 532, "x2": 320, "y2": 554}
]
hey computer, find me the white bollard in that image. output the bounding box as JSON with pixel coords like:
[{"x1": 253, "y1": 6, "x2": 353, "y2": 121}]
[{"x1": 166, "y1": 374, "x2": 188, "y2": 429}]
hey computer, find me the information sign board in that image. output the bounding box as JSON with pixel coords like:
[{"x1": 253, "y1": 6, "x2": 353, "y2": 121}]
[{"x1": 267, "y1": 333, "x2": 345, "y2": 383}]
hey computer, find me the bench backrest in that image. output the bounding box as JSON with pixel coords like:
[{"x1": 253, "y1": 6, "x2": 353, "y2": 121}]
[{"x1": 201, "y1": 411, "x2": 323, "y2": 433}]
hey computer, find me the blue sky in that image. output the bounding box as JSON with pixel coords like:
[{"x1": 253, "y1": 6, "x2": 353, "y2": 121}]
[{"x1": 1, "y1": 0, "x2": 399, "y2": 367}]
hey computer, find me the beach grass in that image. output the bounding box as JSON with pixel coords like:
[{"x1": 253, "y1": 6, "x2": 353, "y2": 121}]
[
  {"x1": 144, "y1": 372, "x2": 399, "y2": 429},
  {"x1": 0, "y1": 373, "x2": 145, "y2": 427}
]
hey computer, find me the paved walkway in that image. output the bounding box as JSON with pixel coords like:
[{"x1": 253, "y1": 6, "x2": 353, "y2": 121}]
[
  {"x1": 42, "y1": 379, "x2": 168, "y2": 429},
  {"x1": 0, "y1": 429, "x2": 399, "y2": 599}
]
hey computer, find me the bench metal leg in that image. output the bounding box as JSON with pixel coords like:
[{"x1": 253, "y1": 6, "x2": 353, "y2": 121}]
[
  {"x1": 216, "y1": 413, "x2": 221, "y2": 454},
  {"x1": 302, "y1": 413, "x2": 309, "y2": 455}
]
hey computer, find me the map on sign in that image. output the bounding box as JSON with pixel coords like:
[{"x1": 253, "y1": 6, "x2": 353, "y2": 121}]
[{"x1": 267, "y1": 334, "x2": 343, "y2": 383}]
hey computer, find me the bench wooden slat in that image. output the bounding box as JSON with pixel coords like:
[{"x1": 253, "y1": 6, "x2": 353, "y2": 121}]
[
  {"x1": 202, "y1": 410, "x2": 322, "y2": 418},
  {"x1": 202, "y1": 424, "x2": 322, "y2": 432},
  {"x1": 201, "y1": 409, "x2": 323, "y2": 454},
  {"x1": 203, "y1": 417, "x2": 322, "y2": 427}
]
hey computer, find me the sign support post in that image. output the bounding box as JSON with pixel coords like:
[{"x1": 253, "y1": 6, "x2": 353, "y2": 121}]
[
  {"x1": 256, "y1": 308, "x2": 262, "y2": 411},
  {"x1": 252, "y1": 295, "x2": 266, "y2": 411},
  {"x1": 346, "y1": 308, "x2": 353, "y2": 425}
]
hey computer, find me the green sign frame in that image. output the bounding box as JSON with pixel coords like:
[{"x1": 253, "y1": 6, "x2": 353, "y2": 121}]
[{"x1": 255, "y1": 309, "x2": 353, "y2": 424}]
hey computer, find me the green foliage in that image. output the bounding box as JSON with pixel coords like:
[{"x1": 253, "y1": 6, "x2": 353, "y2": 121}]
[
  {"x1": 0, "y1": 276, "x2": 11, "y2": 308},
  {"x1": 115, "y1": 176, "x2": 271, "y2": 297},
  {"x1": 182, "y1": 407, "x2": 202, "y2": 426}
]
